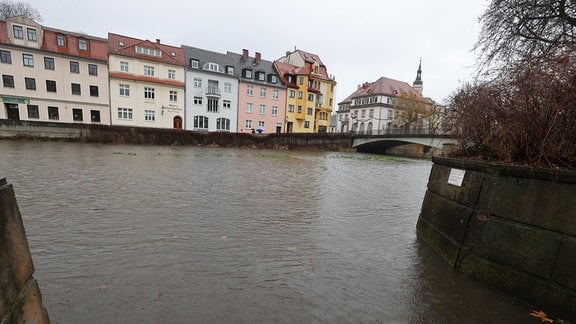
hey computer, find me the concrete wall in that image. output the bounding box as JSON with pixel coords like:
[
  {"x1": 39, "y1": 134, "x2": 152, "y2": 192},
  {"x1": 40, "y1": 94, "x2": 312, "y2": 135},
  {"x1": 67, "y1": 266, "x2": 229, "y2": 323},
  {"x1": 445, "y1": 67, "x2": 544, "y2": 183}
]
[
  {"x1": 416, "y1": 157, "x2": 576, "y2": 321},
  {"x1": 0, "y1": 178, "x2": 50, "y2": 324}
]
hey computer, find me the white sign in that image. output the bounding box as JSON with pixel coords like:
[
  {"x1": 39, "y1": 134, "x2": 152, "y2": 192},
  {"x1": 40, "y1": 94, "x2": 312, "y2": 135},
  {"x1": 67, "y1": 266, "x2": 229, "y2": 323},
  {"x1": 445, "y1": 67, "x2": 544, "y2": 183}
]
[{"x1": 448, "y1": 168, "x2": 466, "y2": 187}]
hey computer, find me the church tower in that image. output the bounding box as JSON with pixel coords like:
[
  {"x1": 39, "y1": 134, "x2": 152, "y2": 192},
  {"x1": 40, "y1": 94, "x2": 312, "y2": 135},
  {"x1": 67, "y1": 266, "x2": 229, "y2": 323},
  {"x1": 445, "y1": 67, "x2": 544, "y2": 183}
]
[{"x1": 413, "y1": 58, "x2": 423, "y2": 95}]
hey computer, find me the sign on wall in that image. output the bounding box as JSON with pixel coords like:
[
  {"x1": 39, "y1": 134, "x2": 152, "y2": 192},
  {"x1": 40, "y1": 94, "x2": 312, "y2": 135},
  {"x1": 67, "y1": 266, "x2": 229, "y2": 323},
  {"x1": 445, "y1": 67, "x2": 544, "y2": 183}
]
[{"x1": 448, "y1": 168, "x2": 466, "y2": 187}]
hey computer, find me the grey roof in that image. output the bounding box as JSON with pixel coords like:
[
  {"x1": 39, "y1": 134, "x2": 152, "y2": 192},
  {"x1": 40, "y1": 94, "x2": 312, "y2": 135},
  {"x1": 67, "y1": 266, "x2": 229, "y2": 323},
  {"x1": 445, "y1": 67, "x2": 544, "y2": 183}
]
[
  {"x1": 181, "y1": 45, "x2": 237, "y2": 76},
  {"x1": 226, "y1": 50, "x2": 285, "y2": 87}
]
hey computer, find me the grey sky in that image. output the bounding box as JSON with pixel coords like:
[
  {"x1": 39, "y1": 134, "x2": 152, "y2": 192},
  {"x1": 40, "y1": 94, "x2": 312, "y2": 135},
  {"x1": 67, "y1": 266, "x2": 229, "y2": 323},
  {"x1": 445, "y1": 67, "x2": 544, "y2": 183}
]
[{"x1": 24, "y1": 0, "x2": 489, "y2": 105}]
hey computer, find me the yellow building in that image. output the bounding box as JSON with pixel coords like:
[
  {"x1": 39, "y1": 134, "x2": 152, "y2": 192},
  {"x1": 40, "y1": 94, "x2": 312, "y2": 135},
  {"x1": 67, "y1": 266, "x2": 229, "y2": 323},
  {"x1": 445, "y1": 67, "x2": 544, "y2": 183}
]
[{"x1": 274, "y1": 49, "x2": 336, "y2": 133}]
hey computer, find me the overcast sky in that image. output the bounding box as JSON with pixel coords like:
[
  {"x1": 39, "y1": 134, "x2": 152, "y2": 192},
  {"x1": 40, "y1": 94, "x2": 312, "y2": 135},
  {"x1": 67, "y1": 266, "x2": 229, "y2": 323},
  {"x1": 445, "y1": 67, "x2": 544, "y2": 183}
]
[{"x1": 24, "y1": 0, "x2": 489, "y2": 106}]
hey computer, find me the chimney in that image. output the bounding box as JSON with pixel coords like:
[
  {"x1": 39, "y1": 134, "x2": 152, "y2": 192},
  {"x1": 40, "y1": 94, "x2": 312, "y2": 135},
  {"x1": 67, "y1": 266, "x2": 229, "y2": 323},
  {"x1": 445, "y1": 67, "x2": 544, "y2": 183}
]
[
  {"x1": 156, "y1": 39, "x2": 161, "y2": 44},
  {"x1": 242, "y1": 49, "x2": 249, "y2": 61},
  {"x1": 254, "y1": 52, "x2": 261, "y2": 64}
]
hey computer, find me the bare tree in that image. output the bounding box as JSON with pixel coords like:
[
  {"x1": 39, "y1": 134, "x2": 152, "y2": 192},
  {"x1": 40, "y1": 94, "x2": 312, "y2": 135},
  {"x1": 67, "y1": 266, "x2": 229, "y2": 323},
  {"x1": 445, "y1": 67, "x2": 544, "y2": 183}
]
[
  {"x1": 392, "y1": 92, "x2": 433, "y2": 134},
  {"x1": 475, "y1": 0, "x2": 576, "y2": 71},
  {"x1": 0, "y1": 0, "x2": 42, "y2": 21}
]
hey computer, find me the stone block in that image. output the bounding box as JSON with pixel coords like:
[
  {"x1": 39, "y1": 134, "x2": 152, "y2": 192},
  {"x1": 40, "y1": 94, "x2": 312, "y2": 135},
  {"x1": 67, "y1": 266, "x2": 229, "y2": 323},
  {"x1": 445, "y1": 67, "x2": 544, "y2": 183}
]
[
  {"x1": 12, "y1": 279, "x2": 50, "y2": 324},
  {"x1": 0, "y1": 184, "x2": 34, "y2": 291},
  {"x1": 474, "y1": 218, "x2": 561, "y2": 279},
  {"x1": 487, "y1": 176, "x2": 576, "y2": 236},
  {"x1": 460, "y1": 254, "x2": 576, "y2": 322},
  {"x1": 419, "y1": 191, "x2": 474, "y2": 244},
  {"x1": 416, "y1": 217, "x2": 461, "y2": 266},
  {"x1": 554, "y1": 237, "x2": 576, "y2": 290},
  {"x1": 426, "y1": 163, "x2": 484, "y2": 208}
]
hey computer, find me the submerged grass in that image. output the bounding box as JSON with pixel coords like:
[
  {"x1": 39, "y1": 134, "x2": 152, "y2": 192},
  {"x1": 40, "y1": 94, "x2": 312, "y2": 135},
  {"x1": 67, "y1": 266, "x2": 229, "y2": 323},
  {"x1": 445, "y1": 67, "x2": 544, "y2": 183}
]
[{"x1": 327, "y1": 154, "x2": 407, "y2": 162}]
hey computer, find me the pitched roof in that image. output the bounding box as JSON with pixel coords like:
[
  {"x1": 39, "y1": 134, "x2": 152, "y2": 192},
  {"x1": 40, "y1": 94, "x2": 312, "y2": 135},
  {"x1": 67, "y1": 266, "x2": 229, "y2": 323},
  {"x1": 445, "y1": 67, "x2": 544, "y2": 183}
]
[
  {"x1": 339, "y1": 76, "x2": 423, "y2": 104},
  {"x1": 108, "y1": 32, "x2": 185, "y2": 66}
]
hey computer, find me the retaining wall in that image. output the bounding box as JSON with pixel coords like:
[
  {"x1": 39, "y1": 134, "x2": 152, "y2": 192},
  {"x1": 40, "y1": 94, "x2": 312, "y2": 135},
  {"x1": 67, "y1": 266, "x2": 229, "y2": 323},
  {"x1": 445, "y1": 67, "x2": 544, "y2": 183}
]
[
  {"x1": 0, "y1": 178, "x2": 50, "y2": 323},
  {"x1": 416, "y1": 157, "x2": 576, "y2": 321}
]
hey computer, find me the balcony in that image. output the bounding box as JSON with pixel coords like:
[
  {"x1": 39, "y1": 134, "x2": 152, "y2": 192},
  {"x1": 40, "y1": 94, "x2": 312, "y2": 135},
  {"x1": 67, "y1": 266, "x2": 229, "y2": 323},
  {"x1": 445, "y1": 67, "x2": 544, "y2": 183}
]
[{"x1": 205, "y1": 87, "x2": 221, "y2": 98}]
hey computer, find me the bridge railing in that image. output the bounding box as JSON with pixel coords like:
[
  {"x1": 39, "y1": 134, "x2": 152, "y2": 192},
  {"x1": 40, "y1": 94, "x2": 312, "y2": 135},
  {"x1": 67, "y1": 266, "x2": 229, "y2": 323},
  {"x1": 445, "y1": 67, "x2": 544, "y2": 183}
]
[{"x1": 350, "y1": 127, "x2": 451, "y2": 136}]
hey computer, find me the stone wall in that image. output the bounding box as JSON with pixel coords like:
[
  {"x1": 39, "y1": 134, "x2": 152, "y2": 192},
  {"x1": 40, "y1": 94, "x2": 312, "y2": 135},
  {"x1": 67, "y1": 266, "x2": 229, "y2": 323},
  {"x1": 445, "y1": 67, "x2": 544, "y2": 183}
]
[
  {"x1": 0, "y1": 178, "x2": 50, "y2": 324},
  {"x1": 416, "y1": 157, "x2": 576, "y2": 321}
]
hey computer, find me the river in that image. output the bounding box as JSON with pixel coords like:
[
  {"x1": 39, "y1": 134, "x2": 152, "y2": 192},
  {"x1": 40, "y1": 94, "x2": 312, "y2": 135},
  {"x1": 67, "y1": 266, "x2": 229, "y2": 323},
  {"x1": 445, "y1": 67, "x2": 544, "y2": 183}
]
[{"x1": 0, "y1": 140, "x2": 536, "y2": 323}]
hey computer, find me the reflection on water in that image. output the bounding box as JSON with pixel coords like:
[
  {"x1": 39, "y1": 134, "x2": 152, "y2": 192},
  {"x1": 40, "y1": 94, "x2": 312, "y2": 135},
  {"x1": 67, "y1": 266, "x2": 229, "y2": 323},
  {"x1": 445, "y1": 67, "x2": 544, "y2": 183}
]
[{"x1": 0, "y1": 140, "x2": 533, "y2": 323}]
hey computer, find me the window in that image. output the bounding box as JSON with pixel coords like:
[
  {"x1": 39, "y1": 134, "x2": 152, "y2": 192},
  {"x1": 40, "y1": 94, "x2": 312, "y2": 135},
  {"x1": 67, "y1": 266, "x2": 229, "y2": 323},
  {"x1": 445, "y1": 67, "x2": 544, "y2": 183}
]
[
  {"x1": 169, "y1": 90, "x2": 177, "y2": 102},
  {"x1": 223, "y1": 100, "x2": 231, "y2": 109},
  {"x1": 22, "y1": 54, "x2": 34, "y2": 67},
  {"x1": 217, "y1": 118, "x2": 230, "y2": 131},
  {"x1": 289, "y1": 90, "x2": 295, "y2": 98},
  {"x1": 307, "y1": 107, "x2": 313, "y2": 115},
  {"x1": 89, "y1": 85, "x2": 99, "y2": 97},
  {"x1": 118, "y1": 40, "x2": 124, "y2": 47},
  {"x1": 57, "y1": 34, "x2": 65, "y2": 46},
  {"x1": 27, "y1": 105, "x2": 39, "y2": 119},
  {"x1": 136, "y1": 45, "x2": 161, "y2": 57},
  {"x1": 25, "y1": 77, "x2": 36, "y2": 90},
  {"x1": 0, "y1": 50, "x2": 11, "y2": 63},
  {"x1": 272, "y1": 106, "x2": 278, "y2": 116},
  {"x1": 273, "y1": 90, "x2": 279, "y2": 100},
  {"x1": 247, "y1": 85, "x2": 253, "y2": 96},
  {"x1": 207, "y1": 98, "x2": 218, "y2": 112},
  {"x1": 369, "y1": 109, "x2": 374, "y2": 117},
  {"x1": 246, "y1": 103, "x2": 253, "y2": 113},
  {"x1": 144, "y1": 65, "x2": 154, "y2": 76},
  {"x1": 258, "y1": 121, "x2": 265, "y2": 129},
  {"x1": 288, "y1": 104, "x2": 295, "y2": 113},
  {"x1": 90, "y1": 110, "x2": 101, "y2": 123},
  {"x1": 308, "y1": 94, "x2": 314, "y2": 102},
  {"x1": 257, "y1": 72, "x2": 265, "y2": 81},
  {"x1": 13, "y1": 25, "x2": 23, "y2": 39},
  {"x1": 269, "y1": 75, "x2": 278, "y2": 83},
  {"x1": 194, "y1": 115, "x2": 209, "y2": 129},
  {"x1": 73, "y1": 108, "x2": 83, "y2": 121},
  {"x1": 27, "y1": 28, "x2": 37, "y2": 41},
  {"x1": 193, "y1": 96, "x2": 202, "y2": 105},
  {"x1": 304, "y1": 121, "x2": 310, "y2": 128},
  {"x1": 118, "y1": 108, "x2": 133, "y2": 120},
  {"x1": 190, "y1": 59, "x2": 199, "y2": 68},
  {"x1": 224, "y1": 82, "x2": 232, "y2": 93},
  {"x1": 226, "y1": 66, "x2": 234, "y2": 75},
  {"x1": 144, "y1": 87, "x2": 155, "y2": 99},
  {"x1": 46, "y1": 80, "x2": 56, "y2": 92},
  {"x1": 78, "y1": 39, "x2": 88, "y2": 51},
  {"x1": 119, "y1": 84, "x2": 130, "y2": 96},
  {"x1": 297, "y1": 105, "x2": 302, "y2": 113},
  {"x1": 44, "y1": 57, "x2": 55, "y2": 70},
  {"x1": 168, "y1": 69, "x2": 176, "y2": 79},
  {"x1": 71, "y1": 83, "x2": 81, "y2": 95},
  {"x1": 48, "y1": 106, "x2": 59, "y2": 120},
  {"x1": 193, "y1": 77, "x2": 202, "y2": 88},
  {"x1": 70, "y1": 61, "x2": 79, "y2": 73},
  {"x1": 299, "y1": 76, "x2": 304, "y2": 85},
  {"x1": 120, "y1": 61, "x2": 129, "y2": 72},
  {"x1": 88, "y1": 64, "x2": 98, "y2": 76},
  {"x1": 298, "y1": 91, "x2": 303, "y2": 99},
  {"x1": 2, "y1": 75, "x2": 14, "y2": 88},
  {"x1": 244, "y1": 69, "x2": 252, "y2": 78},
  {"x1": 259, "y1": 104, "x2": 266, "y2": 115},
  {"x1": 245, "y1": 120, "x2": 253, "y2": 129},
  {"x1": 145, "y1": 110, "x2": 155, "y2": 121},
  {"x1": 204, "y1": 62, "x2": 223, "y2": 72},
  {"x1": 260, "y1": 87, "x2": 266, "y2": 98}
]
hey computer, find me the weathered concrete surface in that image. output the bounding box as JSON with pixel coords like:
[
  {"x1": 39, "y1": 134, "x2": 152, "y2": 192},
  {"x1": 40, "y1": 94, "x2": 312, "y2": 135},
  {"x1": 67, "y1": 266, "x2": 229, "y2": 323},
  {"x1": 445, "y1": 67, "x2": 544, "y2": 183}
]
[
  {"x1": 0, "y1": 178, "x2": 50, "y2": 324},
  {"x1": 416, "y1": 157, "x2": 576, "y2": 321}
]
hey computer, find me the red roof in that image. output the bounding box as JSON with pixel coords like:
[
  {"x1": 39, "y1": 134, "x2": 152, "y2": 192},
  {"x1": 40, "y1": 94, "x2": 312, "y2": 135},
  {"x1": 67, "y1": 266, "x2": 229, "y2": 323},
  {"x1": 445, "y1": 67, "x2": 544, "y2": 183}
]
[
  {"x1": 108, "y1": 32, "x2": 185, "y2": 66},
  {"x1": 340, "y1": 77, "x2": 423, "y2": 104}
]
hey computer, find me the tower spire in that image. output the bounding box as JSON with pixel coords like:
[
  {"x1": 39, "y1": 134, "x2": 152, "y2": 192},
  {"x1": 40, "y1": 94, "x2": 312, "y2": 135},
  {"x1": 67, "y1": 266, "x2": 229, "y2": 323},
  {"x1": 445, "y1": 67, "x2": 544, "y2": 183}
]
[{"x1": 413, "y1": 58, "x2": 423, "y2": 95}]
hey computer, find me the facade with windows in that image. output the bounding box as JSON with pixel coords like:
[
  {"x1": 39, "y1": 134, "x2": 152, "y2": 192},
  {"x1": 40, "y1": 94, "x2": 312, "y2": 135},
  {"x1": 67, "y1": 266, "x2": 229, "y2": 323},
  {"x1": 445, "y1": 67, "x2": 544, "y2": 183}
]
[
  {"x1": 274, "y1": 49, "x2": 336, "y2": 133},
  {"x1": 182, "y1": 46, "x2": 238, "y2": 132},
  {"x1": 228, "y1": 49, "x2": 286, "y2": 134},
  {"x1": 108, "y1": 33, "x2": 185, "y2": 129},
  {"x1": 336, "y1": 67, "x2": 436, "y2": 135},
  {"x1": 0, "y1": 16, "x2": 110, "y2": 124}
]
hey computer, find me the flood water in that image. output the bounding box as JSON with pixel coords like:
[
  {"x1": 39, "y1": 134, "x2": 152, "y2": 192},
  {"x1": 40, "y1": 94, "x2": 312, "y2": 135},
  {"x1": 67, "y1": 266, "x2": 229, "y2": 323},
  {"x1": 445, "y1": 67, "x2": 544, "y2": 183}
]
[{"x1": 0, "y1": 140, "x2": 536, "y2": 323}]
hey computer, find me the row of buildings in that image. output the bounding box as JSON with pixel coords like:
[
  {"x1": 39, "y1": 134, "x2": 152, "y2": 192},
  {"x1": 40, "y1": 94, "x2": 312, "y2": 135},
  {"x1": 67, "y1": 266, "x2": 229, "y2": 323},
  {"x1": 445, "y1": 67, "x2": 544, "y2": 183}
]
[{"x1": 1, "y1": 16, "x2": 439, "y2": 135}]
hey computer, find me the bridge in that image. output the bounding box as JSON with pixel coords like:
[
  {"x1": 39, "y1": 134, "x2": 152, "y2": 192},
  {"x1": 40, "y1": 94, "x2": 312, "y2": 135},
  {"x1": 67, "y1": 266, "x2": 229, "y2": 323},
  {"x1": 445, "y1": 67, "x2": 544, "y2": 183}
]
[{"x1": 351, "y1": 130, "x2": 458, "y2": 155}]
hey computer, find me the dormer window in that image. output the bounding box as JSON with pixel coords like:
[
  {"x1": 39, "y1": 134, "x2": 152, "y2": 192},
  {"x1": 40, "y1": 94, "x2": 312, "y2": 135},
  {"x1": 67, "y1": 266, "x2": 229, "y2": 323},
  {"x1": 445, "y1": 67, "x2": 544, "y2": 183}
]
[
  {"x1": 226, "y1": 66, "x2": 235, "y2": 75},
  {"x1": 118, "y1": 40, "x2": 124, "y2": 47},
  {"x1": 171, "y1": 51, "x2": 176, "y2": 57},
  {"x1": 190, "y1": 59, "x2": 199, "y2": 68},
  {"x1": 135, "y1": 45, "x2": 161, "y2": 57},
  {"x1": 243, "y1": 68, "x2": 252, "y2": 79},
  {"x1": 57, "y1": 34, "x2": 65, "y2": 47},
  {"x1": 268, "y1": 74, "x2": 278, "y2": 83},
  {"x1": 78, "y1": 38, "x2": 88, "y2": 51},
  {"x1": 256, "y1": 71, "x2": 265, "y2": 81},
  {"x1": 203, "y1": 62, "x2": 224, "y2": 73}
]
